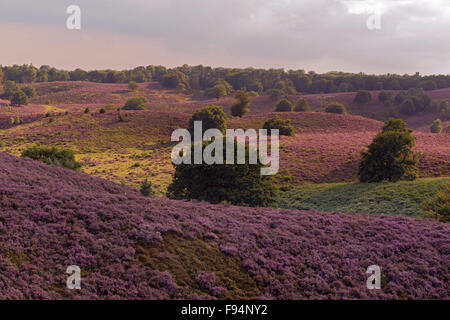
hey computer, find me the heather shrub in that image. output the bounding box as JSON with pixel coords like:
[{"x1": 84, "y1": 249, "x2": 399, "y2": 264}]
[
  {"x1": 230, "y1": 90, "x2": 250, "y2": 117},
  {"x1": 140, "y1": 179, "x2": 154, "y2": 197},
  {"x1": 294, "y1": 98, "x2": 310, "y2": 112},
  {"x1": 359, "y1": 118, "x2": 418, "y2": 182},
  {"x1": 21, "y1": 145, "x2": 82, "y2": 170},
  {"x1": 263, "y1": 116, "x2": 294, "y2": 136},
  {"x1": 325, "y1": 102, "x2": 346, "y2": 114},
  {"x1": 430, "y1": 119, "x2": 442, "y2": 133},
  {"x1": 275, "y1": 98, "x2": 293, "y2": 112},
  {"x1": 11, "y1": 90, "x2": 29, "y2": 106},
  {"x1": 422, "y1": 183, "x2": 449, "y2": 222},
  {"x1": 123, "y1": 97, "x2": 146, "y2": 110},
  {"x1": 167, "y1": 138, "x2": 278, "y2": 207},
  {"x1": 188, "y1": 105, "x2": 227, "y2": 135},
  {"x1": 354, "y1": 90, "x2": 372, "y2": 104}
]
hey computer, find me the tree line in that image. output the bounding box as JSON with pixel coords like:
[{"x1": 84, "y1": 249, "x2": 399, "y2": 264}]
[{"x1": 2, "y1": 64, "x2": 450, "y2": 95}]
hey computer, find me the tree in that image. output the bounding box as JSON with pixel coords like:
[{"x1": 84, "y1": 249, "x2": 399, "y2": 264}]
[
  {"x1": 358, "y1": 118, "x2": 418, "y2": 182},
  {"x1": 263, "y1": 116, "x2": 294, "y2": 136},
  {"x1": 354, "y1": 90, "x2": 372, "y2": 104},
  {"x1": 2, "y1": 80, "x2": 18, "y2": 99},
  {"x1": 400, "y1": 99, "x2": 415, "y2": 115},
  {"x1": 167, "y1": 138, "x2": 278, "y2": 207},
  {"x1": 446, "y1": 125, "x2": 450, "y2": 133},
  {"x1": 294, "y1": 98, "x2": 310, "y2": 112},
  {"x1": 325, "y1": 102, "x2": 346, "y2": 114},
  {"x1": 123, "y1": 97, "x2": 146, "y2": 110},
  {"x1": 422, "y1": 183, "x2": 449, "y2": 222},
  {"x1": 188, "y1": 105, "x2": 227, "y2": 135},
  {"x1": 11, "y1": 90, "x2": 29, "y2": 106},
  {"x1": 230, "y1": 90, "x2": 250, "y2": 117},
  {"x1": 128, "y1": 81, "x2": 138, "y2": 91},
  {"x1": 140, "y1": 179, "x2": 154, "y2": 196},
  {"x1": 21, "y1": 145, "x2": 82, "y2": 170},
  {"x1": 430, "y1": 119, "x2": 442, "y2": 133},
  {"x1": 267, "y1": 89, "x2": 284, "y2": 101},
  {"x1": 275, "y1": 98, "x2": 293, "y2": 112},
  {"x1": 205, "y1": 84, "x2": 227, "y2": 99},
  {"x1": 378, "y1": 91, "x2": 393, "y2": 103},
  {"x1": 22, "y1": 85, "x2": 36, "y2": 98}
]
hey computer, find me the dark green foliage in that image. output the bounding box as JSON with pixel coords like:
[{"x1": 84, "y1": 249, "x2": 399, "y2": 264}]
[
  {"x1": 140, "y1": 179, "x2": 154, "y2": 197},
  {"x1": 21, "y1": 145, "x2": 82, "y2": 170},
  {"x1": 21, "y1": 85, "x2": 36, "y2": 98},
  {"x1": 128, "y1": 81, "x2": 138, "y2": 91},
  {"x1": 430, "y1": 119, "x2": 442, "y2": 133},
  {"x1": 267, "y1": 89, "x2": 284, "y2": 101},
  {"x1": 84, "y1": 107, "x2": 90, "y2": 114},
  {"x1": 422, "y1": 183, "x2": 450, "y2": 222},
  {"x1": 378, "y1": 91, "x2": 393, "y2": 103},
  {"x1": 3, "y1": 81, "x2": 19, "y2": 99},
  {"x1": 263, "y1": 116, "x2": 294, "y2": 136},
  {"x1": 397, "y1": 88, "x2": 432, "y2": 115},
  {"x1": 438, "y1": 101, "x2": 450, "y2": 120},
  {"x1": 354, "y1": 90, "x2": 372, "y2": 104},
  {"x1": 294, "y1": 98, "x2": 310, "y2": 112},
  {"x1": 230, "y1": 90, "x2": 250, "y2": 117},
  {"x1": 167, "y1": 139, "x2": 278, "y2": 207},
  {"x1": 11, "y1": 90, "x2": 29, "y2": 106},
  {"x1": 325, "y1": 102, "x2": 347, "y2": 114},
  {"x1": 205, "y1": 84, "x2": 227, "y2": 99},
  {"x1": 275, "y1": 98, "x2": 293, "y2": 112},
  {"x1": 188, "y1": 105, "x2": 227, "y2": 134},
  {"x1": 400, "y1": 99, "x2": 415, "y2": 115},
  {"x1": 99, "y1": 108, "x2": 106, "y2": 114},
  {"x1": 419, "y1": 80, "x2": 437, "y2": 91},
  {"x1": 446, "y1": 125, "x2": 450, "y2": 133},
  {"x1": 358, "y1": 119, "x2": 418, "y2": 183},
  {"x1": 123, "y1": 97, "x2": 146, "y2": 110}
]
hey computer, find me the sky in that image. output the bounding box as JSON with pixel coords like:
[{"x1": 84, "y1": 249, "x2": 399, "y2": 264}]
[{"x1": 0, "y1": 0, "x2": 449, "y2": 74}]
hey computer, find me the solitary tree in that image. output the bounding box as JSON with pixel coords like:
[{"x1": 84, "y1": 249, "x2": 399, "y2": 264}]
[
  {"x1": 230, "y1": 90, "x2": 250, "y2": 117},
  {"x1": 358, "y1": 118, "x2": 418, "y2": 182},
  {"x1": 275, "y1": 98, "x2": 293, "y2": 112},
  {"x1": 263, "y1": 116, "x2": 294, "y2": 136},
  {"x1": 325, "y1": 102, "x2": 346, "y2": 114},
  {"x1": 128, "y1": 81, "x2": 139, "y2": 91},
  {"x1": 11, "y1": 90, "x2": 29, "y2": 107},
  {"x1": 205, "y1": 84, "x2": 227, "y2": 99},
  {"x1": 294, "y1": 98, "x2": 310, "y2": 112},
  {"x1": 430, "y1": 119, "x2": 442, "y2": 133},
  {"x1": 188, "y1": 105, "x2": 227, "y2": 135},
  {"x1": 167, "y1": 138, "x2": 278, "y2": 207}
]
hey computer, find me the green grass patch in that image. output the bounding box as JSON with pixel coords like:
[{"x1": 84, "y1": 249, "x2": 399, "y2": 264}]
[{"x1": 278, "y1": 177, "x2": 450, "y2": 217}]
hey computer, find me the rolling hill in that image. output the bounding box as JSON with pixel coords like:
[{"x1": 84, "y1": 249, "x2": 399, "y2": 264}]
[{"x1": 0, "y1": 152, "x2": 448, "y2": 299}]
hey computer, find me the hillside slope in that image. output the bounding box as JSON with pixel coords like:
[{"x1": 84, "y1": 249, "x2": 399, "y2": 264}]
[{"x1": 0, "y1": 152, "x2": 448, "y2": 299}]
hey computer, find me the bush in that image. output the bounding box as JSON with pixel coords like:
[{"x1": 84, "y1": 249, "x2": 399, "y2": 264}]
[
  {"x1": 140, "y1": 179, "x2": 154, "y2": 196},
  {"x1": 128, "y1": 81, "x2": 138, "y2": 91},
  {"x1": 167, "y1": 138, "x2": 278, "y2": 207},
  {"x1": 205, "y1": 84, "x2": 227, "y2": 99},
  {"x1": 230, "y1": 90, "x2": 250, "y2": 117},
  {"x1": 358, "y1": 119, "x2": 418, "y2": 182},
  {"x1": 422, "y1": 183, "x2": 449, "y2": 222},
  {"x1": 430, "y1": 119, "x2": 442, "y2": 133},
  {"x1": 400, "y1": 99, "x2": 415, "y2": 115},
  {"x1": 263, "y1": 116, "x2": 294, "y2": 136},
  {"x1": 22, "y1": 85, "x2": 36, "y2": 98},
  {"x1": 294, "y1": 98, "x2": 310, "y2": 112},
  {"x1": 11, "y1": 90, "x2": 29, "y2": 106},
  {"x1": 275, "y1": 98, "x2": 293, "y2": 112},
  {"x1": 84, "y1": 107, "x2": 90, "y2": 114},
  {"x1": 267, "y1": 89, "x2": 284, "y2": 101},
  {"x1": 354, "y1": 90, "x2": 372, "y2": 104},
  {"x1": 123, "y1": 97, "x2": 146, "y2": 110},
  {"x1": 2, "y1": 81, "x2": 18, "y2": 99},
  {"x1": 446, "y1": 125, "x2": 450, "y2": 133},
  {"x1": 21, "y1": 145, "x2": 82, "y2": 170},
  {"x1": 325, "y1": 102, "x2": 347, "y2": 114},
  {"x1": 188, "y1": 105, "x2": 227, "y2": 135},
  {"x1": 99, "y1": 108, "x2": 106, "y2": 114},
  {"x1": 378, "y1": 91, "x2": 393, "y2": 103}
]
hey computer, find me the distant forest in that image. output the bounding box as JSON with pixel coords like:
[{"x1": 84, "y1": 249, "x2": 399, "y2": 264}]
[{"x1": 1, "y1": 64, "x2": 450, "y2": 95}]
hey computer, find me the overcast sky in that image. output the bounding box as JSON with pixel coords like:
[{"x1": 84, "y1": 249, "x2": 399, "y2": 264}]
[{"x1": 0, "y1": 0, "x2": 449, "y2": 74}]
